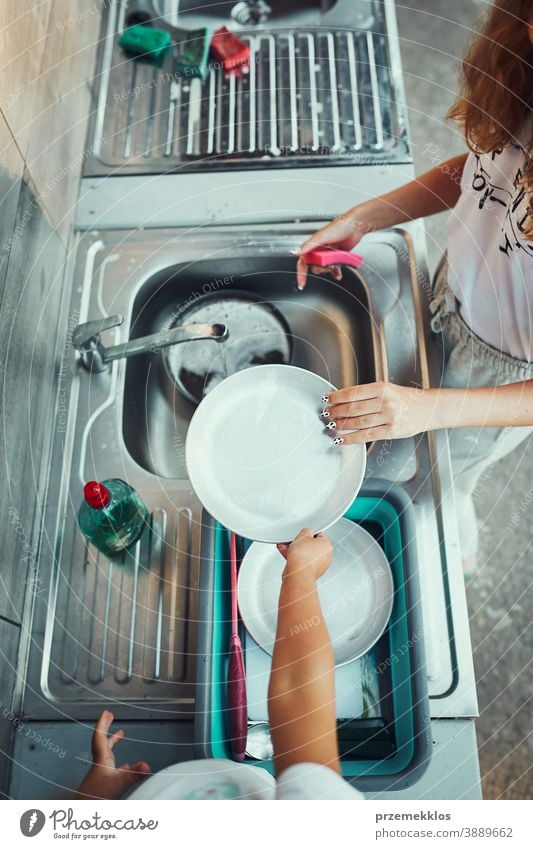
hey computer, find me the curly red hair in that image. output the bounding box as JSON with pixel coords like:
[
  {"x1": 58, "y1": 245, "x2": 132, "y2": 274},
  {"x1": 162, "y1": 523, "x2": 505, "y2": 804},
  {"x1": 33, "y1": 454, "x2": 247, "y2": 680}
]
[{"x1": 447, "y1": 0, "x2": 533, "y2": 236}]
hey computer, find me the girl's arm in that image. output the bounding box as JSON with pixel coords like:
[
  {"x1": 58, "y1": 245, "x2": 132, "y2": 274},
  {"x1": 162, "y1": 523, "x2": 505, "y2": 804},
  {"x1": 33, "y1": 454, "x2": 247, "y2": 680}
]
[
  {"x1": 322, "y1": 380, "x2": 533, "y2": 444},
  {"x1": 297, "y1": 154, "x2": 468, "y2": 289},
  {"x1": 268, "y1": 529, "x2": 340, "y2": 776}
]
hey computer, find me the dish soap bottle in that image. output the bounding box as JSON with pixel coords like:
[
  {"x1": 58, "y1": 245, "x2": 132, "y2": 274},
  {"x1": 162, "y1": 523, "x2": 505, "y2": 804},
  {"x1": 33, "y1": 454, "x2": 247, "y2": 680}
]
[{"x1": 78, "y1": 479, "x2": 149, "y2": 558}]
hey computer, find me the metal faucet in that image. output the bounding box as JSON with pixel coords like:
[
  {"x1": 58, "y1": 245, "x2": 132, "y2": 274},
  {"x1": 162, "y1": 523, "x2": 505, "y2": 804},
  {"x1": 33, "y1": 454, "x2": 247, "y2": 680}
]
[{"x1": 72, "y1": 314, "x2": 228, "y2": 373}]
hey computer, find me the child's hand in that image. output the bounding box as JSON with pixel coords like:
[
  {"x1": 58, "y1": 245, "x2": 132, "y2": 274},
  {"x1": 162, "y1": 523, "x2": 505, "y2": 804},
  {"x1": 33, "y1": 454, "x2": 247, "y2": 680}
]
[
  {"x1": 277, "y1": 528, "x2": 333, "y2": 581},
  {"x1": 75, "y1": 710, "x2": 151, "y2": 800},
  {"x1": 296, "y1": 208, "x2": 370, "y2": 290}
]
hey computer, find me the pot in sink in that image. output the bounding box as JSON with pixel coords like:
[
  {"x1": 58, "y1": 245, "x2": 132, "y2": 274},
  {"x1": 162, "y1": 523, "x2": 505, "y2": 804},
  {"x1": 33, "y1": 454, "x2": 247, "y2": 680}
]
[{"x1": 164, "y1": 291, "x2": 293, "y2": 404}]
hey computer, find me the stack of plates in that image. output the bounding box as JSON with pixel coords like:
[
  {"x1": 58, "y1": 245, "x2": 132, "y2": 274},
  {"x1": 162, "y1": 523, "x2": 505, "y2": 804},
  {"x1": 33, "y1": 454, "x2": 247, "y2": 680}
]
[{"x1": 186, "y1": 364, "x2": 393, "y2": 666}]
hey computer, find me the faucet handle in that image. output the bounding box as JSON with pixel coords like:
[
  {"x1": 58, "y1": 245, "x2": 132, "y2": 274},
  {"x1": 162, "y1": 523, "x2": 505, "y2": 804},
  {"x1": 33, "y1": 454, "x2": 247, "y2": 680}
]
[{"x1": 72, "y1": 315, "x2": 124, "y2": 348}]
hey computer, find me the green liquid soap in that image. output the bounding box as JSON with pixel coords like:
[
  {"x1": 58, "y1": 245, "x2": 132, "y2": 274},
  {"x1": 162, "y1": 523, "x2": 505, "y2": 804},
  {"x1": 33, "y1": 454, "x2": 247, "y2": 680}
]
[{"x1": 78, "y1": 479, "x2": 149, "y2": 558}]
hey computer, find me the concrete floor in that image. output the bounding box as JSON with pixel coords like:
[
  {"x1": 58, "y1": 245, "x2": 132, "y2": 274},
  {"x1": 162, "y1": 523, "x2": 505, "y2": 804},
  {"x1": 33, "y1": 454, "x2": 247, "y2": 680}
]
[{"x1": 397, "y1": 0, "x2": 532, "y2": 799}]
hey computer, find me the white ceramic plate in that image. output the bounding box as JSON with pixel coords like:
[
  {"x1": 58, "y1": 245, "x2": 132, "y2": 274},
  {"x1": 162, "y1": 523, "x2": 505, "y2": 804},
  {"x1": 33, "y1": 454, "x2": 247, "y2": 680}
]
[
  {"x1": 237, "y1": 518, "x2": 395, "y2": 666},
  {"x1": 185, "y1": 364, "x2": 366, "y2": 542}
]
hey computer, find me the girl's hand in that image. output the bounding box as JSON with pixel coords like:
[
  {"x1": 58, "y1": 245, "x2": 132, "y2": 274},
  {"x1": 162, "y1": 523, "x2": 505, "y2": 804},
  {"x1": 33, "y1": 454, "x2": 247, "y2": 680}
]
[
  {"x1": 75, "y1": 710, "x2": 151, "y2": 800},
  {"x1": 277, "y1": 528, "x2": 333, "y2": 581},
  {"x1": 296, "y1": 207, "x2": 371, "y2": 290},
  {"x1": 322, "y1": 382, "x2": 436, "y2": 443}
]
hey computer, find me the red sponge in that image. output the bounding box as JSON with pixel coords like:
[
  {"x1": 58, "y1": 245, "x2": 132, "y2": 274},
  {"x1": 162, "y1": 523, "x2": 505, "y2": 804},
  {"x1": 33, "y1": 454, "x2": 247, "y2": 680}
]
[{"x1": 211, "y1": 27, "x2": 250, "y2": 75}]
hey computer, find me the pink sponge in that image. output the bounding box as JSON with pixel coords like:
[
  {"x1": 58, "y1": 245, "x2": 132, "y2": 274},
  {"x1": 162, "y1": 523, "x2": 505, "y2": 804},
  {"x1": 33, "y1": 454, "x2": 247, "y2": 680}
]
[{"x1": 301, "y1": 248, "x2": 364, "y2": 268}]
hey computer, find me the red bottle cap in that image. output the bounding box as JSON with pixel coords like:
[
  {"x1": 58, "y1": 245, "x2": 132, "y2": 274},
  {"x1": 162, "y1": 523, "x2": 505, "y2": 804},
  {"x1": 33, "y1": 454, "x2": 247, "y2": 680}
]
[{"x1": 84, "y1": 481, "x2": 111, "y2": 509}]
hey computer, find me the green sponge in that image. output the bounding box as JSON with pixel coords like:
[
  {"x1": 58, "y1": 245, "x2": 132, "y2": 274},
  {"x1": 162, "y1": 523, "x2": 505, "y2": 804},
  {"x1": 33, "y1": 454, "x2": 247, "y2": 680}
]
[
  {"x1": 118, "y1": 24, "x2": 172, "y2": 67},
  {"x1": 174, "y1": 27, "x2": 211, "y2": 79}
]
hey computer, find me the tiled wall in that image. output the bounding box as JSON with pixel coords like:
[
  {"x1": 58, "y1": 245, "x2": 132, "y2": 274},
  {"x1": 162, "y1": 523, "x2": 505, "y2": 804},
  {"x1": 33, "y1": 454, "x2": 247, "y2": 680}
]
[
  {"x1": 0, "y1": 0, "x2": 101, "y2": 243},
  {"x1": 0, "y1": 0, "x2": 100, "y2": 795}
]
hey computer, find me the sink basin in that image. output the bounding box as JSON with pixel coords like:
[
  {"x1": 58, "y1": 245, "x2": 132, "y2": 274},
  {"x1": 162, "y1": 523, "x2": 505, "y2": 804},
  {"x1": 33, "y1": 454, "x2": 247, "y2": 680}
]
[
  {"x1": 123, "y1": 255, "x2": 378, "y2": 478},
  {"x1": 155, "y1": 0, "x2": 376, "y2": 30},
  {"x1": 173, "y1": 0, "x2": 329, "y2": 29}
]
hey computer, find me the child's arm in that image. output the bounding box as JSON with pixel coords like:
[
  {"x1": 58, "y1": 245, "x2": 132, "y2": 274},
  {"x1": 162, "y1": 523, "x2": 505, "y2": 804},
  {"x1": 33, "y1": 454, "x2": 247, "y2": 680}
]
[
  {"x1": 268, "y1": 529, "x2": 340, "y2": 775},
  {"x1": 321, "y1": 379, "x2": 533, "y2": 444},
  {"x1": 296, "y1": 154, "x2": 468, "y2": 289}
]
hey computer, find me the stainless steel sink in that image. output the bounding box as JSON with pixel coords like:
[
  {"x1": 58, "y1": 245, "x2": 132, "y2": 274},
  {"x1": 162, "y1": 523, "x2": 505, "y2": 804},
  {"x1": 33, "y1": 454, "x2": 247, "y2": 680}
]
[
  {"x1": 123, "y1": 254, "x2": 380, "y2": 478},
  {"x1": 24, "y1": 224, "x2": 421, "y2": 720}
]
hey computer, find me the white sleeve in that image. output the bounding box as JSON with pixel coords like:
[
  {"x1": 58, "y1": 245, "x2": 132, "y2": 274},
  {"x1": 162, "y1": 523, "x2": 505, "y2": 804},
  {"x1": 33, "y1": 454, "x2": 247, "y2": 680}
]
[{"x1": 275, "y1": 763, "x2": 365, "y2": 800}]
